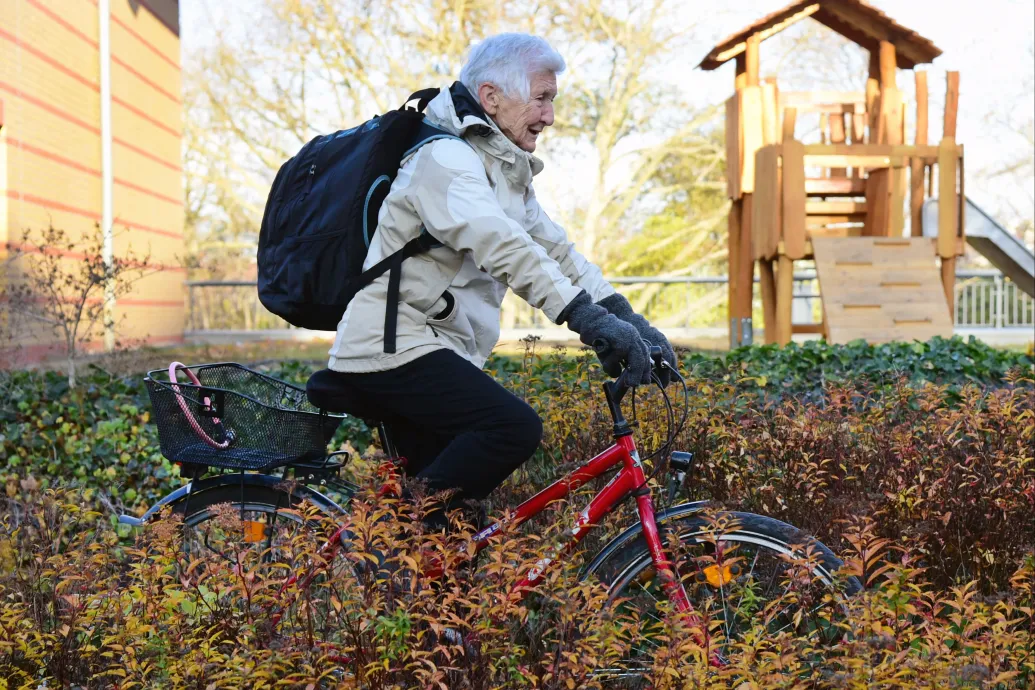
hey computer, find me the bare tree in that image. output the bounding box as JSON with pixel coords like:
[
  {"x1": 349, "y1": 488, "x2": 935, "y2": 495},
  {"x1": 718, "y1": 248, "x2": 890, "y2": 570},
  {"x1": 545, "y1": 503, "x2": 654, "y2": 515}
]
[
  {"x1": 184, "y1": 0, "x2": 724, "y2": 273},
  {"x1": 1, "y1": 225, "x2": 154, "y2": 388},
  {"x1": 534, "y1": 0, "x2": 725, "y2": 264}
]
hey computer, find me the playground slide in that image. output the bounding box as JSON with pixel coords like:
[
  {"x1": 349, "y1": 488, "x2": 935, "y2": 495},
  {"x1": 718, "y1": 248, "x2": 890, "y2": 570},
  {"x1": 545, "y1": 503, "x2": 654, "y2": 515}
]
[{"x1": 922, "y1": 197, "x2": 1035, "y2": 298}]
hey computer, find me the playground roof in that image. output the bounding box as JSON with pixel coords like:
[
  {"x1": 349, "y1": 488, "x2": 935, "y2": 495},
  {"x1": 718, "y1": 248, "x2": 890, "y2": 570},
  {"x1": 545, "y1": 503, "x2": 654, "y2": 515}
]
[{"x1": 698, "y1": 0, "x2": 943, "y2": 71}]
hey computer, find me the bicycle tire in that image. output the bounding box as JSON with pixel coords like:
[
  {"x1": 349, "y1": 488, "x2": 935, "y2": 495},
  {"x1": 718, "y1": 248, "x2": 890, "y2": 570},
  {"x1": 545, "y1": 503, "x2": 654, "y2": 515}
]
[{"x1": 586, "y1": 511, "x2": 861, "y2": 683}]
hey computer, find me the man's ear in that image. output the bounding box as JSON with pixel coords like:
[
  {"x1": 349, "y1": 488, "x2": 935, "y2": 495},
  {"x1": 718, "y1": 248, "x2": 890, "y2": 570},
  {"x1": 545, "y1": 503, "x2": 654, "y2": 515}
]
[{"x1": 478, "y1": 83, "x2": 499, "y2": 115}]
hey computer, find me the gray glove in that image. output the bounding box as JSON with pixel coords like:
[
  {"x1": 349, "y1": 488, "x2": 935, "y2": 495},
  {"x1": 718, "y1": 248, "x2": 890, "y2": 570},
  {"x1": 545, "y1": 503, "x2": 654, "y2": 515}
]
[
  {"x1": 559, "y1": 292, "x2": 652, "y2": 386},
  {"x1": 598, "y1": 293, "x2": 677, "y2": 385}
]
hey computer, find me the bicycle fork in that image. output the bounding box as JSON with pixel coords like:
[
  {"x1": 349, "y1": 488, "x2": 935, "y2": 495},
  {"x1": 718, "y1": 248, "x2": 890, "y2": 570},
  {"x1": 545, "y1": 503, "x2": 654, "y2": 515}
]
[
  {"x1": 502, "y1": 437, "x2": 723, "y2": 667},
  {"x1": 632, "y1": 485, "x2": 725, "y2": 667}
]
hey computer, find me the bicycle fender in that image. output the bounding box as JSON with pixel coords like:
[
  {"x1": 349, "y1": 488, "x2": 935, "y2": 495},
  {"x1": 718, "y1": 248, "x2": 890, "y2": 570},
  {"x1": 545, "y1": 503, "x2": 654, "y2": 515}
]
[
  {"x1": 578, "y1": 500, "x2": 711, "y2": 582},
  {"x1": 119, "y1": 483, "x2": 194, "y2": 526},
  {"x1": 118, "y1": 473, "x2": 348, "y2": 527}
]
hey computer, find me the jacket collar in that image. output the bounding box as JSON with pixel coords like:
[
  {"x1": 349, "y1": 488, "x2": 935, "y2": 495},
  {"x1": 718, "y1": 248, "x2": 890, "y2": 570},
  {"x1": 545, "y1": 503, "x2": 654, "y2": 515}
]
[{"x1": 424, "y1": 82, "x2": 545, "y2": 180}]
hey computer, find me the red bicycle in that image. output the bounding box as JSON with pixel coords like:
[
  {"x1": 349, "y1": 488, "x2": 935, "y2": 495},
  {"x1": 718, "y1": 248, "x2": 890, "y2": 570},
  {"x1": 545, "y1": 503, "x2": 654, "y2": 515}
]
[{"x1": 123, "y1": 351, "x2": 860, "y2": 680}]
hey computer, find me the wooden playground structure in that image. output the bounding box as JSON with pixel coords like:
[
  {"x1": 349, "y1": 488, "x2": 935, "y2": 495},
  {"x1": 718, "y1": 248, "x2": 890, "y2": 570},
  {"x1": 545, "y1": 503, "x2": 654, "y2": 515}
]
[{"x1": 699, "y1": 0, "x2": 964, "y2": 345}]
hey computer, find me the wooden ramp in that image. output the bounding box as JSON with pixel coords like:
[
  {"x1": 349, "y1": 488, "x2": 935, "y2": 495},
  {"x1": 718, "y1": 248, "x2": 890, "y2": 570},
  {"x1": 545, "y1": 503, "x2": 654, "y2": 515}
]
[{"x1": 813, "y1": 237, "x2": 954, "y2": 344}]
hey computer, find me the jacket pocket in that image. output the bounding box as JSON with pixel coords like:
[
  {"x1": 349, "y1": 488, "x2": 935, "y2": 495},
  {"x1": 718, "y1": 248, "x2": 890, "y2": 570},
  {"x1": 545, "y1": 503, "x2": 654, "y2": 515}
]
[{"x1": 427, "y1": 289, "x2": 457, "y2": 323}]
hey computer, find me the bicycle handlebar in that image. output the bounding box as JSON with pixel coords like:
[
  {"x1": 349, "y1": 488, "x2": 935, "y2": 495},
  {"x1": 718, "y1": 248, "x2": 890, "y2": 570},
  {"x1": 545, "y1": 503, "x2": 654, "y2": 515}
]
[
  {"x1": 599, "y1": 341, "x2": 665, "y2": 393},
  {"x1": 601, "y1": 343, "x2": 672, "y2": 430}
]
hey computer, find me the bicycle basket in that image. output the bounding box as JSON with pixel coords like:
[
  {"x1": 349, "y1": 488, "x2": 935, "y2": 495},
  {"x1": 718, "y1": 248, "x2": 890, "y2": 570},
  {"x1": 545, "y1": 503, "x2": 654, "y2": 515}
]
[{"x1": 145, "y1": 362, "x2": 344, "y2": 470}]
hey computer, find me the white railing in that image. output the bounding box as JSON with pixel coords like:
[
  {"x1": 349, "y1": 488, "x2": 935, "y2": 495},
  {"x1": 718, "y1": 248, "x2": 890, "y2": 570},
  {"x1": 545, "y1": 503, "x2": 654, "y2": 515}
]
[
  {"x1": 954, "y1": 270, "x2": 1035, "y2": 329},
  {"x1": 183, "y1": 271, "x2": 1033, "y2": 334}
]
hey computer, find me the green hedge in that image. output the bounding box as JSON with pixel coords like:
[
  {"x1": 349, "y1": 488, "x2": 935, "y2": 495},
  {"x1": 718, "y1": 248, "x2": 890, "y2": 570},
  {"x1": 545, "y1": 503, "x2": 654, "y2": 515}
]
[
  {"x1": 684, "y1": 336, "x2": 1034, "y2": 397},
  {"x1": 1, "y1": 336, "x2": 1030, "y2": 508}
]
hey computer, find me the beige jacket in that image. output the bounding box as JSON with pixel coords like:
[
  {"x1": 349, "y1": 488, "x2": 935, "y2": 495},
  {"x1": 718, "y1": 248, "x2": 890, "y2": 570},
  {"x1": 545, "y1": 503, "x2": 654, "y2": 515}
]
[{"x1": 327, "y1": 84, "x2": 614, "y2": 373}]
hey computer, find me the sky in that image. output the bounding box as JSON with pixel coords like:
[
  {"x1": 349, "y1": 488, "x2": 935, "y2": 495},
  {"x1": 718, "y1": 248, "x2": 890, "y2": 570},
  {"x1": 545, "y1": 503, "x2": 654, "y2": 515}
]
[{"x1": 180, "y1": 0, "x2": 1035, "y2": 232}]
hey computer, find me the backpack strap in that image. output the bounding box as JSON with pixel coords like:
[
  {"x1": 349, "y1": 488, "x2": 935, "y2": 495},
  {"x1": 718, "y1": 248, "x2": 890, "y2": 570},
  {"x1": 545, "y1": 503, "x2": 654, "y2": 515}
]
[
  {"x1": 401, "y1": 120, "x2": 468, "y2": 160},
  {"x1": 403, "y1": 88, "x2": 440, "y2": 113},
  {"x1": 355, "y1": 231, "x2": 439, "y2": 354}
]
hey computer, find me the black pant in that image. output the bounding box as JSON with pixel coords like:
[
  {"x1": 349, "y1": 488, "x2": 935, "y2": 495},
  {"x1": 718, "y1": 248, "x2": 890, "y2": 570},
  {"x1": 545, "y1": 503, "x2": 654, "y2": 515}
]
[{"x1": 309, "y1": 350, "x2": 542, "y2": 500}]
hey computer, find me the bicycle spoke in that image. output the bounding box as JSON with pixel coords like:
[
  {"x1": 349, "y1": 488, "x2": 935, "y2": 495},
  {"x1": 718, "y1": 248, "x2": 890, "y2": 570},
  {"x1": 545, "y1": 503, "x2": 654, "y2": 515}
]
[
  {"x1": 637, "y1": 578, "x2": 660, "y2": 604},
  {"x1": 748, "y1": 550, "x2": 760, "y2": 581},
  {"x1": 762, "y1": 560, "x2": 782, "y2": 600},
  {"x1": 771, "y1": 600, "x2": 832, "y2": 637},
  {"x1": 264, "y1": 509, "x2": 277, "y2": 558},
  {"x1": 717, "y1": 574, "x2": 732, "y2": 650}
]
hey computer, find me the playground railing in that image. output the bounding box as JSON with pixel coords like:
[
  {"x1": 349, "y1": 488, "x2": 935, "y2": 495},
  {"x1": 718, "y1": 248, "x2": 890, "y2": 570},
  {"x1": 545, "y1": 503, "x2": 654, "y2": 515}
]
[{"x1": 183, "y1": 271, "x2": 1032, "y2": 334}]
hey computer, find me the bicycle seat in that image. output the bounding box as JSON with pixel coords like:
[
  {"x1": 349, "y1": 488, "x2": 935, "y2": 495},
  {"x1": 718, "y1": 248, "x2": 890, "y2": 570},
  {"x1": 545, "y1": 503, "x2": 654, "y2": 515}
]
[{"x1": 306, "y1": 369, "x2": 388, "y2": 421}]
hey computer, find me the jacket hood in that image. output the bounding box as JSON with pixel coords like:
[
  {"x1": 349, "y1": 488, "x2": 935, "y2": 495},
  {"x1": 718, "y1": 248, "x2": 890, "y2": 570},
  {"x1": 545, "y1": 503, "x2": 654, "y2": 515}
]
[{"x1": 423, "y1": 82, "x2": 546, "y2": 177}]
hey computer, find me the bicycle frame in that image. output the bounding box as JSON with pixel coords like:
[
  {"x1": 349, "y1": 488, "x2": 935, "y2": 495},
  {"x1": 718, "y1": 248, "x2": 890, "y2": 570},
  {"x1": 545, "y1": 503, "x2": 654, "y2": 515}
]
[
  {"x1": 291, "y1": 422, "x2": 700, "y2": 631},
  {"x1": 473, "y1": 434, "x2": 689, "y2": 609}
]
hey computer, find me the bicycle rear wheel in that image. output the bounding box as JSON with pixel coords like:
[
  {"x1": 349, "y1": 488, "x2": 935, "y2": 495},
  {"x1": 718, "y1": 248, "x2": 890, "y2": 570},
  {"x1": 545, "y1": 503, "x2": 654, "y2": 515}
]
[
  {"x1": 171, "y1": 485, "x2": 359, "y2": 642},
  {"x1": 587, "y1": 511, "x2": 861, "y2": 683},
  {"x1": 174, "y1": 485, "x2": 316, "y2": 563}
]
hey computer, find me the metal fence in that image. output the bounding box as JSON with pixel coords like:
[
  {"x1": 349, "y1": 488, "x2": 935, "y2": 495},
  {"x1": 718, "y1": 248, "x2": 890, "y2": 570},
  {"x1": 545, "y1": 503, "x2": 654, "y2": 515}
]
[{"x1": 183, "y1": 271, "x2": 1033, "y2": 334}]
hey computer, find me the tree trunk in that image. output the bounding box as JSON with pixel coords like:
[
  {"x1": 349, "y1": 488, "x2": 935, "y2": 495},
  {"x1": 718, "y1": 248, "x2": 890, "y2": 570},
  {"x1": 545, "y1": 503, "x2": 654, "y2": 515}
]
[{"x1": 67, "y1": 353, "x2": 77, "y2": 389}]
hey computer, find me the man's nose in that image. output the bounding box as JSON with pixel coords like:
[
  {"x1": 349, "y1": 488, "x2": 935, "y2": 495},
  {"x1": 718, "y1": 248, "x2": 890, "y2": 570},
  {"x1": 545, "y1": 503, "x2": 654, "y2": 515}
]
[{"x1": 541, "y1": 102, "x2": 555, "y2": 127}]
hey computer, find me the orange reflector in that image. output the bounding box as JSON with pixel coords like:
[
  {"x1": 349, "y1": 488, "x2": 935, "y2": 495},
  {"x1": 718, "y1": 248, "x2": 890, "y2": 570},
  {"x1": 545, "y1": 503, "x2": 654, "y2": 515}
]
[
  {"x1": 702, "y1": 563, "x2": 737, "y2": 587},
  {"x1": 243, "y1": 520, "x2": 267, "y2": 543}
]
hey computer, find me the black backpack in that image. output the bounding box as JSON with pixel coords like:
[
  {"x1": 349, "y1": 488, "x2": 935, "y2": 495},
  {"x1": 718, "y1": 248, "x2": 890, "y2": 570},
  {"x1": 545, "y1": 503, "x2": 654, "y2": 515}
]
[{"x1": 256, "y1": 88, "x2": 462, "y2": 352}]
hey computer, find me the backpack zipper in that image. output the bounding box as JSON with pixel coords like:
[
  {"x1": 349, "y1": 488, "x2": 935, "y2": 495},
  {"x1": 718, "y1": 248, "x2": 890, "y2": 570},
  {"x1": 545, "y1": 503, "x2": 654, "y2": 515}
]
[{"x1": 304, "y1": 164, "x2": 316, "y2": 194}]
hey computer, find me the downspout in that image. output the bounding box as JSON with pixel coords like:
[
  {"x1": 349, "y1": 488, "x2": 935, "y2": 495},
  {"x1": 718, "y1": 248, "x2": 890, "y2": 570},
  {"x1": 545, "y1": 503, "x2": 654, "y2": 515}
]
[{"x1": 99, "y1": 0, "x2": 115, "y2": 350}]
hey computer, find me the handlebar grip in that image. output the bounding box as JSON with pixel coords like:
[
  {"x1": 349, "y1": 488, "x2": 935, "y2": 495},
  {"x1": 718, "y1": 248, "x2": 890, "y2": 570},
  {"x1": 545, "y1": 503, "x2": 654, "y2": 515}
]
[{"x1": 648, "y1": 344, "x2": 663, "y2": 363}]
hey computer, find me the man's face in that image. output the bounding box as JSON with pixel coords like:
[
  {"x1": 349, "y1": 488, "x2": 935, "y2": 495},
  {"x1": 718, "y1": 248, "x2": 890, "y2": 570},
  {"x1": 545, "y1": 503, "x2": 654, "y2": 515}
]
[{"x1": 480, "y1": 71, "x2": 557, "y2": 153}]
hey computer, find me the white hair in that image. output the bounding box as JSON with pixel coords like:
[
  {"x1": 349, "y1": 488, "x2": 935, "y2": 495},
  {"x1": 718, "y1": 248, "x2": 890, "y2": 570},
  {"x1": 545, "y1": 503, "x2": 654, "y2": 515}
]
[{"x1": 459, "y1": 33, "x2": 566, "y2": 102}]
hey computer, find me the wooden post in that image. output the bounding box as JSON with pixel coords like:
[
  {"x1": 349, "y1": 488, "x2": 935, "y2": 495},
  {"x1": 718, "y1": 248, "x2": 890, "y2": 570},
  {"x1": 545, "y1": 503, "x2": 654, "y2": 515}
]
[
  {"x1": 890, "y1": 162, "x2": 906, "y2": 237},
  {"x1": 943, "y1": 71, "x2": 960, "y2": 139},
  {"x1": 873, "y1": 41, "x2": 898, "y2": 145},
  {"x1": 776, "y1": 255, "x2": 794, "y2": 345},
  {"x1": 878, "y1": 41, "x2": 897, "y2": 89},
  {"x1": 910, "y1": 71, "x2": 929, "y2": 237},
  {"x1": 725, "y1": 94, "x2": 742, "y2": 199},
  {"x1": 761, "y1": 79, "x2": 780, "y2": 144},
  {"x1": 851, "y1": 112, "x2": 865, "y2": 179},
  {"x1": 958, "y1": 147, "x2": 965, "y2": 243},
  {"x1": 939, "y1": 72, "x2": 961, "y2": 315},
  {"x1": 866, "y1": 51, "x2": 880, "y2": 141},
  {"x1": 865, "y1": 41, "x2": 899, "y2": 237},
  {"x1": 937, "y1": 140, "x2": 958, "y2": 315},
  {"x1": 752, "y1": 144, "x2": 782, "y2": 262},
  {"x1": 781, "y1": 140, "x2": 807, "y2": 259},
  {"x1": 728, "y1": 201, "x2": 742, "y2": 346},
  {"x1": 850, "y1": 112, "x2": 865, "y2": 144},
  {"x1": 759, "y1": 259, "x2": 777, "y2": 344},
  {"x1": 745, "y1": 34, "x2": 760, "y2": 87},
  {"x1": 829, "y1": 113, "x2": 847, "y2": 176},
  {"x1": 734, "y1": 32, "x2": 761, "y2": 338},
  {"x1": 782, "y1": 107, "x2": 797, "y2": 142},
  {"x1": 739, "y1": 195, "x2": 756, "y2": 327},
  {"x1": 740, "y1": 87, "x2": 764, "y2": 194},
  {"x1": 865, "y1": 172, "x2": 890, "y2": 237},
  {"x1": 941, "y1": 257, "x2": 957, "y2": 319},
  {"x1": 727, "y1": 56, "x2": 747, "y2": 343}
]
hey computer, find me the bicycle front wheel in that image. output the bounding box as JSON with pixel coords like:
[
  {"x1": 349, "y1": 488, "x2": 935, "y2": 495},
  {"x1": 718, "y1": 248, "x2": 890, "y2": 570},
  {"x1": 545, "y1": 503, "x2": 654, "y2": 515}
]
[{"x1": 587, "y1": 510, "x2": 861, "y2": 683}]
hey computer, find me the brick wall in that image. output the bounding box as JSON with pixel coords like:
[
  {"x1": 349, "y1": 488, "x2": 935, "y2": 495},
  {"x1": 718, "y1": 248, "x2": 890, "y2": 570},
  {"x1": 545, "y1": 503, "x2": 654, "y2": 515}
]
[{"x1": 1, "y1": 0, "x2": 185, "y2": 361}]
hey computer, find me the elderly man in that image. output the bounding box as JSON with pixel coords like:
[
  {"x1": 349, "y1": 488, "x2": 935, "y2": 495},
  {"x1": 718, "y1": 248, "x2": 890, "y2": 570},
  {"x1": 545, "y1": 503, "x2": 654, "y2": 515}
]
[{"x1": 309, "y1": 33, "x2": 676, "y2": 512}]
